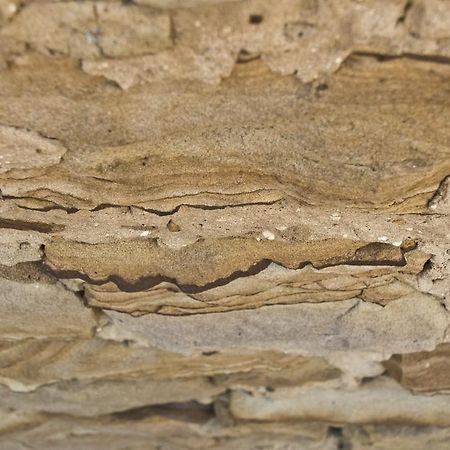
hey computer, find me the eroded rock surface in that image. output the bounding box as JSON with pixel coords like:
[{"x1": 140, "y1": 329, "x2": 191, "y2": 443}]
[{"x1": 0, "y1": 0, "x2": 449, "y2": 448}]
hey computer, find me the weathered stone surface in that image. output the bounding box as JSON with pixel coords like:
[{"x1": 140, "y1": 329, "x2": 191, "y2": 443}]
[
  {"x1": 0, "y1": 412, "x2": 336, "y2": 450},
  {"x1": 1, "y1": 55, "x2": 449, "y2": 213},
  {"x1": 0, "y1": 338, "x2": 339, "y2": 393},
  {"x1": 0, "y1": 0, "x2": 449, "y2": 448},
  {"x1": 229, "y1": 377, "x2": 450, "y2": 426},
  {"x1": 342, "y1": 424, "x2": 450, "y2": 450},
  {"x1": 99, "y1": 294, "x2": 450, "y2": 357},
  {"x1": 0, "y1": 279, "x2": 95, "y2": 340},
  {"x1": 385, "y1": 343, "x2": 450, "y2": 393}
]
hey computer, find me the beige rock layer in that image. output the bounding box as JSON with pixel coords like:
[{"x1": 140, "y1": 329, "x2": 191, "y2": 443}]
[{"x1": 385, "y1": 343, "x2": 450, "y2": 393}]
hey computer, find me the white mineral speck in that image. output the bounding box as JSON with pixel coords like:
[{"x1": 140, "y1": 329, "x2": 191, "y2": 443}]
[
  {"x1": 84, "y1": 31, "x2": 97, "y2": 45},
  {"x1": 378, "y1": 236, "x2": 388, "y2": 242},
  {"x1": 140, "y1": 230, "x2": 150, "y2": 237},
  {"x1": 262, "y1": 230, "x2": 275, "y2": 240}
]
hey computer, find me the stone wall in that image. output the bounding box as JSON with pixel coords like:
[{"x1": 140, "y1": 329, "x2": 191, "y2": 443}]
[{"x1": 0, "y1": 1, "x2": 449, "y2": 448}]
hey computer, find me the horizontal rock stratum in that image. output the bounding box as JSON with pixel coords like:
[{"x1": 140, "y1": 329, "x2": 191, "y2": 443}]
[{"x1": 0, "y1": 1, "x2": 449, "y2": 449}]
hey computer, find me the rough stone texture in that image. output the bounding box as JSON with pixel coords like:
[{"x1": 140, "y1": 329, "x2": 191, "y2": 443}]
[{"x1": 0, "y1": 0, "x2": 449, "y2": 448}]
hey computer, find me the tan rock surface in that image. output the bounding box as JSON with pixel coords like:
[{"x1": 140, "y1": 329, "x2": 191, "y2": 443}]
[
  {"x1": 0, "y1": 0, "x2": 449, "y2": 448},
  {"x1": 385, "y1": 343, "x2": 450, "y2": 393}
]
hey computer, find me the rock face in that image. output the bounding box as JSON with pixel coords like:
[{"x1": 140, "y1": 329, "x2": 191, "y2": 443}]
[{"x1": 0, "y1": 0, "x2": 449, "y2": 448}]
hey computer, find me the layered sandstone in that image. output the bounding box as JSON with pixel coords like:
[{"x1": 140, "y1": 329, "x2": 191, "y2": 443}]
[{"x1": 0, "y1": 1, "x2": 449, "y2": 449}]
